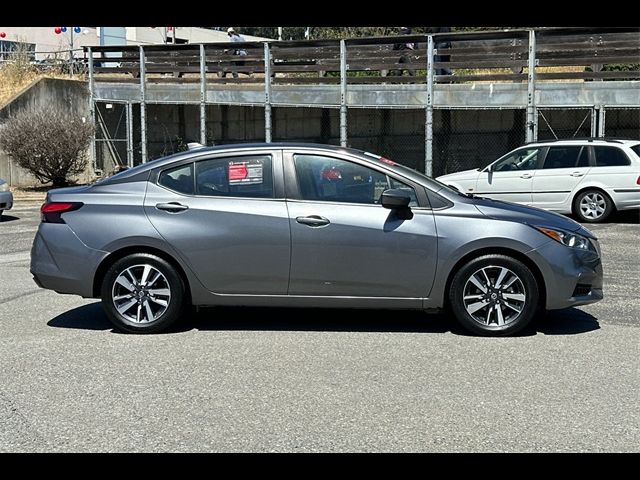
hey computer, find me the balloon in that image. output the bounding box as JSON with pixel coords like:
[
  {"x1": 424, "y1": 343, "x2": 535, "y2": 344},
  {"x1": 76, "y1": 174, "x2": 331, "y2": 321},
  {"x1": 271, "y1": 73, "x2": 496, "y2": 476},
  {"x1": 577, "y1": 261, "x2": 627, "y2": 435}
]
[
  {"x1": 0, "y1": 32, "x2": 6, "y2": 39},
  {"x1": 54, "y1": 27, "x2": 62, "y2": 34},
  {"x1": 61, "y1": 26, "x2": 67, "y2": 33},
  {"x1": 74, "y1": 26, "x2": 81, "y2": 33}
]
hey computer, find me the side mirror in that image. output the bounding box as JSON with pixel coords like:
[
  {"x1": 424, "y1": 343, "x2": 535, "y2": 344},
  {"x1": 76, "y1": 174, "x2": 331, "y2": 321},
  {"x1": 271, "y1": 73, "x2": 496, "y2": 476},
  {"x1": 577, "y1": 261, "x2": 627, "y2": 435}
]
[{"x1": 380, "y1": 189, "x2": 411, "y2": 209}]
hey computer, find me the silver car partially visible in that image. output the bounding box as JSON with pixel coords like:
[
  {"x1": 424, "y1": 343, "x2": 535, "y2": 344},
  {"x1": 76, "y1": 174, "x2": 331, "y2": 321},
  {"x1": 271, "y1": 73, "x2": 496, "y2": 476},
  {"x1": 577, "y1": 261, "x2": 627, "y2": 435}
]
[
  {"x1": 30, "y1": 143, "x2": 603, "y2": 336},
  {"x1": 0, "y1": 178, "x2": 13, "y2": 219}
]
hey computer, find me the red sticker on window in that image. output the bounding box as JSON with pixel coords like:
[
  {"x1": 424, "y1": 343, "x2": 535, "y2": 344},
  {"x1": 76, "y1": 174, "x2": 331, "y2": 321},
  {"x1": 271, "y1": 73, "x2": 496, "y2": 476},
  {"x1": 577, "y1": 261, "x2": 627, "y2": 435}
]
[{"x1": 228, "y1": 163, "x2": 248, "y2": 181}]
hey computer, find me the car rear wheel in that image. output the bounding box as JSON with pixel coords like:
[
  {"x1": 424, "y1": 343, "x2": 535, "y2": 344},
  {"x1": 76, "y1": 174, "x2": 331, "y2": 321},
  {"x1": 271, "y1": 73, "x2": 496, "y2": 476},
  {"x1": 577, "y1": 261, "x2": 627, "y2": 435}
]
[
  {"x1": 449, "y1": 255, "x2": 540, "y2": 336},
  {"x1": 101, "y1": 253, "x2": 185, "y2": 334},
  {"x1": 573, "y1": 189, "x2": 613, "y2": 223}
]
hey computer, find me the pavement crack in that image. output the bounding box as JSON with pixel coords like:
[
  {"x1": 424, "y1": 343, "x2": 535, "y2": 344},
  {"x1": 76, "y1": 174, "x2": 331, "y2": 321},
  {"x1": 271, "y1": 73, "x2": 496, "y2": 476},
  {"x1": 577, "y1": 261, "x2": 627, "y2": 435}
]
[
  {"x1": 0, "y1": 289, "x2": 43, "y2": 305},
  {"x1": 0, "y1": 390, "x2": 46, "y2": 451}
]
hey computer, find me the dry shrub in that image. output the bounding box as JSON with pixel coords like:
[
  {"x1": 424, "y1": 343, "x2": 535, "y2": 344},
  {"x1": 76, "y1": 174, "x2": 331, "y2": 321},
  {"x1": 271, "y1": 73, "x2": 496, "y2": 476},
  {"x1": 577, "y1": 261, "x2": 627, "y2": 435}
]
[{"x1": 0, "y1": 106, "x2": 94, "y2": 187}]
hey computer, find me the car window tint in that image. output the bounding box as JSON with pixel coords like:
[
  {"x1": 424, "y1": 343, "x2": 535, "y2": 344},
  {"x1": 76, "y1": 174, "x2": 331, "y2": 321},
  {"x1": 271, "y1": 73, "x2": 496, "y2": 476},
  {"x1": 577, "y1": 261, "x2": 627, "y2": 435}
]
[
  {"x1": 158, "y1": 163, "x2": 194, "y2": 195},
  {"x1": 542, "y1": 146, "x2": 582, "y2": 169},
  {"x1": 294, "y1": 154, "x2": 388, "y2": 205},
  {"x1": 195, "y1": 155, "x2": 273, "y2": 198},
  {"x1": 631, "y1": 144, "x2": 640, "y2": 157},
  {"x1": 493, "y1": 148, "x2": 540, "y2": 172},
  {"x1": 594, "y1": 147, "x2": 630, "y2": 167},
  {"x1": 389, "y1": 177, "x2": 419, "y2": 207}
]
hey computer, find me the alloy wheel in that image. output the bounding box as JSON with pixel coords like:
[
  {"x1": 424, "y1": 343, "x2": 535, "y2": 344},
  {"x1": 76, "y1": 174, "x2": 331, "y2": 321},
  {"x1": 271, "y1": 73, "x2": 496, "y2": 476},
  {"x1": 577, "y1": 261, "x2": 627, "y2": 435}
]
[
  {"x1": 579, "y1": 192, "x2": 607, "y2": 220},
  {"x1": 112, "y1": 264, "x2": 172, "y2": 323},
  {"x1": 462, "y1": 265, "x2": 526, "y2": 327}
]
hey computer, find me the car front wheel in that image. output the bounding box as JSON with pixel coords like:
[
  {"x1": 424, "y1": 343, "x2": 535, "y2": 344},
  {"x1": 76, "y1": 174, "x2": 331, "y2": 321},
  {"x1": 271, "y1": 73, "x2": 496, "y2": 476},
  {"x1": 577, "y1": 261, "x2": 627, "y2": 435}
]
[
  {"x1": 101, "y1": 253, "x2": 185, "y2": 334},
  {"x1": 449, "y1": 255, "x2": 540, "y2": 336}
]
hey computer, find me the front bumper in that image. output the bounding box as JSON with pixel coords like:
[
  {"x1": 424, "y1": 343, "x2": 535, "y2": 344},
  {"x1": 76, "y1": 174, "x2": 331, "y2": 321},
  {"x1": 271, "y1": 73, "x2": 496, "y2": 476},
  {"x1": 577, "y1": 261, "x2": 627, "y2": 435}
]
[
  {"x1": 527, "y1": 238, "x2": 603, "y2": 310},
  {"x1": 0, "y1": 190, "x2": 13, "y2": 211}
]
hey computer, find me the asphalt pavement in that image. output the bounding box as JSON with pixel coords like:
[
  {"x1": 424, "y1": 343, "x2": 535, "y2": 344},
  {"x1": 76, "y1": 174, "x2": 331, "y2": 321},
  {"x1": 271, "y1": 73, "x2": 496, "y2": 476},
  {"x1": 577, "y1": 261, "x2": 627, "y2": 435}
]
[{"x1": 0, "y1": 204, "x2": 638, "y2": 452}]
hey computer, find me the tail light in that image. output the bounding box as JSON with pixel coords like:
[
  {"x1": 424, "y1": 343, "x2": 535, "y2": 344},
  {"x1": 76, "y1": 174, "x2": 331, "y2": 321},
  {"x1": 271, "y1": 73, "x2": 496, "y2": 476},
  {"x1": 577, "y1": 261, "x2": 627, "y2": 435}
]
[
  {"x1": 40, "y1": 202, "x2": 83, "y2": 223},
  {"x1": 636, "y1": 176, "x2": 640, "y2": 186}
]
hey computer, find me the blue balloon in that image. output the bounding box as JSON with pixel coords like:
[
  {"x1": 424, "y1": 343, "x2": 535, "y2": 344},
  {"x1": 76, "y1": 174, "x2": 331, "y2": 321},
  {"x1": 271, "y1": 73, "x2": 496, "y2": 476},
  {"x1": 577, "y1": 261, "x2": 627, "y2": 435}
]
[
  {"x1": 61, "y1": 27, "x2": 67, "y2": 33},
  {"x1": 74, "y1": 26, "x2": 81, "y2": 33}
]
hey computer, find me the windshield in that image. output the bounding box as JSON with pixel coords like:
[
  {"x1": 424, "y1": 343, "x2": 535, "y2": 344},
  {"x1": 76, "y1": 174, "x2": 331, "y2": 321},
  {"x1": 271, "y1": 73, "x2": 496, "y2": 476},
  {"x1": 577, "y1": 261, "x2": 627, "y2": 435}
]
[{"x1": 359, "y1": 150, "x2": 464, "y2": 196}]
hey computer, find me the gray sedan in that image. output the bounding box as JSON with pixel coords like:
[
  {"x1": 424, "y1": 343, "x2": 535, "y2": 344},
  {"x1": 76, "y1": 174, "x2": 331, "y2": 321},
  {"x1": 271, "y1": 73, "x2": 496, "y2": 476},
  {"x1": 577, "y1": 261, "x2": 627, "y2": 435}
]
[
  {"x1": 30, "y1": 143, "x2": 603, "y2": 336},
  {"x1": 0, "y1": 178, "x2": 13, "y2": 219}
]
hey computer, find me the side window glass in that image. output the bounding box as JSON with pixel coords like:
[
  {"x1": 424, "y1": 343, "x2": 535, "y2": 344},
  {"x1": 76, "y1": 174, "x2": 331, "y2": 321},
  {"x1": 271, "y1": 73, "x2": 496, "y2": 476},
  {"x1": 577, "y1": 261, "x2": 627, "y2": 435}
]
[
  {"x1": 293, "y1": 154, "x2": 388, "y2": 205},
  {"x1": 543, "y1": 146, "x2": 582, "y2": 169},
  {"x1": 389, "y1": 177, "x2": 419, "y2": 207},
  {"x1": 594, "y1": 147, "x2": 630, "y2": 167},
  {"x1": 158, "y1": 163, "x2": 194, "y2": 195},
  {"x1": 195, "y1": 155, "x2": 273, "y2": 198},
  {"x1": 576, "y1": 147, "x2": 589, "y2": 167},
  {"x1": 493, "y1": 149, "x2": 540, "y2": 172}
]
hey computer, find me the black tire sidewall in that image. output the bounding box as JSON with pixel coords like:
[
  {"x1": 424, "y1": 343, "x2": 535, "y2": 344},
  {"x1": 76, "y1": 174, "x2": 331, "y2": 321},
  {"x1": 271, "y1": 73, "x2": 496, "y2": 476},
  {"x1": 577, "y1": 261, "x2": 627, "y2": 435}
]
[
  {"x1": 449, "y1": 254, "x2": 540, "y2": 336},
  {"x1": 574, "y1": 190, "x2": 613, "y2": 223},
  {"x1": 101, "y1": 253, "x2": 184, "y2": 334}
]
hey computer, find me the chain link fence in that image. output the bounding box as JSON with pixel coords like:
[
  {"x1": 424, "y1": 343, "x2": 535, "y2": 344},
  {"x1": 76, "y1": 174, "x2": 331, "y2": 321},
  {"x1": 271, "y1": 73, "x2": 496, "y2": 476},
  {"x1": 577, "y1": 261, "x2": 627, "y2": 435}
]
[
  {"x1": 96, "y1": 104, "x2": 638, "y2": 179},
  {"x1": 272, "y1": 107, "x2": 340, "y2": 145},
  {"x1": 206, "y1": 105, "x2": 265, "y2": 145},
  {"x1": 95, "y1": 102, "x2": 128, "y2": 174},
  {"x1": 347, "y1": 108, "x2": 425, "y2": 172},
  {"x1": 145, "y1": 104, "x2": 200, "y2": 160},
  {"x1": 537, "y1": 108, "x2": 593, "y2": 140},
  {"x1": 604, "y1": 107, "x2": 640, "y2": 139},
  {"x1": 433, "y1": 108, "x2": 526, "y2": 177}
]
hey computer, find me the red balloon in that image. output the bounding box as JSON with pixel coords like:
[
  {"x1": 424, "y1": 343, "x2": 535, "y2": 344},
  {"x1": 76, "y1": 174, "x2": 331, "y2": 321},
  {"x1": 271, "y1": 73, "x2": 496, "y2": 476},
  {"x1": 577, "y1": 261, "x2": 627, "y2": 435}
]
[
  {"x1": 0, "y1": 32, "x2": 6, "y2": 38},
  {"x1": 54, "y1": 27, "x2": 62, "y2": 34}
]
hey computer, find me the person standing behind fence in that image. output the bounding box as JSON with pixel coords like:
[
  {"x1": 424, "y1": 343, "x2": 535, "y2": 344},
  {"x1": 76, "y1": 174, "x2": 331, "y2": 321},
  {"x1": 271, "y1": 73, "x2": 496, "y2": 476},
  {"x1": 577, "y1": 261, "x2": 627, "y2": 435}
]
[
  {"x1": 392, "y1": 27, "x2": 416, "y2": 77},
  {"x1": 433, "y1": 26, "x2": 452, "y2": 77},
  {"x1": 222, "y1": 27, "x2": 248, "y2": 79}
]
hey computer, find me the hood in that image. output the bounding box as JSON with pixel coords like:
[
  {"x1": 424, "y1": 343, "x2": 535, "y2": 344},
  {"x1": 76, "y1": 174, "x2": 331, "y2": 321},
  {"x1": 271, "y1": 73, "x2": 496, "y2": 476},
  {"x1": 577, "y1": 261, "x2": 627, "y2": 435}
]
[
  {"x1": 437, "y1": 169, "x2": 480, "y2": 181},
  {"x1": 472, "y1": 196, "x2": 583, "y2": 232}
]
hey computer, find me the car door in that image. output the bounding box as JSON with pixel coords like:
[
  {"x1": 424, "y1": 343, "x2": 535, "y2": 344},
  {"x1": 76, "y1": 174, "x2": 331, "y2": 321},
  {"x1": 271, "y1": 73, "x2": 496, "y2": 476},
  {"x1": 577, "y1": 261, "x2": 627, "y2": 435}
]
[
  {"x1": 531, "y1": 145, "x2": 590, "y2": 211},
  {"x1": 474, "y1": 147, "x2": 541, "y2": 204},
  {"x1": 144, "y1": 150, "x2": 291, "y2": 295},
  {"x1": 284, "y1": 150, "x2": 438, "y2": 302}
]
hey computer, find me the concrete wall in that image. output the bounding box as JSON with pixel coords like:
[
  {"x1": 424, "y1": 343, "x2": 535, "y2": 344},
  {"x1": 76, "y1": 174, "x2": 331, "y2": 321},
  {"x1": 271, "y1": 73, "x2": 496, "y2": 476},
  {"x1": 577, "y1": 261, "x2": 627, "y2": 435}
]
[{"x1": 0, "y1": 78, "x2": 92, "y2": 187}]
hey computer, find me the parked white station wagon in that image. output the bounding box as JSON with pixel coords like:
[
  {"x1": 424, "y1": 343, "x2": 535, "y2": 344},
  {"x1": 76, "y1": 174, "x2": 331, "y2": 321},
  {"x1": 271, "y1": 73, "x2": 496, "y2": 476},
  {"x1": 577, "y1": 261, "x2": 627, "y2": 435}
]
[{"x1": 437, "y1": 139, "x2": 640, "y2": 222}]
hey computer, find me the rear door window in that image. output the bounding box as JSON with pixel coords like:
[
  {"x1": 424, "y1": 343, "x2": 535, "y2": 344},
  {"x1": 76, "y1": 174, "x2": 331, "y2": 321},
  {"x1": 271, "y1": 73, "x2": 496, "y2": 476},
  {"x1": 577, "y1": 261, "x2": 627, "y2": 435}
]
[
  {"x1": 195, "y1": 155, "x2": 273, "y2": 198},
  {"x1": 542, "y1": 146, "x2": 584, "y2": 169}
]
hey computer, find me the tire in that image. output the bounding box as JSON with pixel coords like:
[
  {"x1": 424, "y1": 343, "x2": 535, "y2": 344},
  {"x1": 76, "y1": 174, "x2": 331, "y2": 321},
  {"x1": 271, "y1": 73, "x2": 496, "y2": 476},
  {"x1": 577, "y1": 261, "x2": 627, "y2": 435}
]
[
  {"x1": 573, "y1": 189, "x2": 614, "y2": 223},
  {"x1": 449, "y1": 254, "x2": 540, "y2": 336},
  {"x1": 101, "y1": 253, "x2": 185, "y2": 334},
  {"x1": 0, "y1": 210, "x2": 3, "y2": 220}
]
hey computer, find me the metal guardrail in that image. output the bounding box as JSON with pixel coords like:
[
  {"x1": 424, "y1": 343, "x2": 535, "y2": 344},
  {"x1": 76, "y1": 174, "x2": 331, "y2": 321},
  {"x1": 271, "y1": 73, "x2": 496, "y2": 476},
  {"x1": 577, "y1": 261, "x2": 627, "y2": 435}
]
[{"x1": 84, "y1": 27, "x2": 640, "y2": 84}]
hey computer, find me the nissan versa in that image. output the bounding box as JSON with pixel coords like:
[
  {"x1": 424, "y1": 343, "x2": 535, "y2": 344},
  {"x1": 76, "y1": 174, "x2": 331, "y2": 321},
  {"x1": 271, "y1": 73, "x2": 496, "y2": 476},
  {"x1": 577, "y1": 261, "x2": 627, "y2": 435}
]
[{"x1": 30, "y1": 143, "x2": 603, "y2": 336}]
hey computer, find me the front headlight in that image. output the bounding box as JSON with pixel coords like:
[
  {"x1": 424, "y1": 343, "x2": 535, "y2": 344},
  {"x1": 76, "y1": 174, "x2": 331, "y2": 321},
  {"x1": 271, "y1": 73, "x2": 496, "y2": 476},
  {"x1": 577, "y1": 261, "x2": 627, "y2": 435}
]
[
  {"x1": 0, "y1": 182, "x2": 8, "y2": 192},
  {"x1": 534, "y1": 226, "x2": 595, "y2": 252}
]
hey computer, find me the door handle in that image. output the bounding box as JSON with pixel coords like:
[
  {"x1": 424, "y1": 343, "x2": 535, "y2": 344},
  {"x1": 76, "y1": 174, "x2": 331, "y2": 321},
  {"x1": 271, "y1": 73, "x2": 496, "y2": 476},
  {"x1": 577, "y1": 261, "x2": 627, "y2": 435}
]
[
  {"x1": 156, "y1": 202, "x2": 189, "y2": 213},
  {"x1": 296, "y1": 215, "x2": 330, "y2": 227},
  {"x1": 570, "y1": 171, "x2": 585, "y2": 177},
  {"x1": 520, "y1": 173, "x2": 532, "y2": 179}
]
